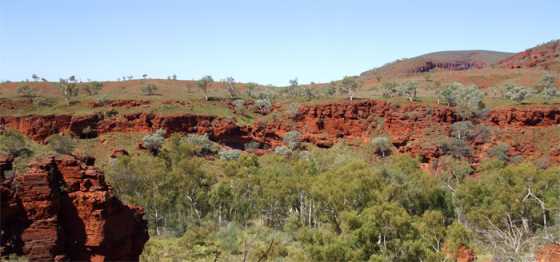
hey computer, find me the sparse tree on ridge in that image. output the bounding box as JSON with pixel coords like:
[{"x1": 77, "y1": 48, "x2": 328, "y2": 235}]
[
  {"x1": 58, "y1": 78, "x2": 80, "y2": 105},
  {"x1": 223, "y1": 77, "x2": 237, "y2": 98},
  {"x1": 339, "y1": 76, "x2": 360, "y2": 101},
  {"x1": 31, "y1": 74, "x2": 40, "y2": 82},
  {"x1": 245, "y1": 82, "x2": 257, "y2": 98},
  {"x1": 537, "y1": 73, "x2": 557, "y2": 102},
  {"x1": 197, "y1": 75, "x2": 214, "y2": 101},
  {"x1": 142, "y1": 74, "x2": 148, "y2": 79},
  {"x1": 141, "y1": 84, "x2": 158, "y2": 96},
  {"x1": 287, "y1": 78, "x2": 299, "y2": 97}
]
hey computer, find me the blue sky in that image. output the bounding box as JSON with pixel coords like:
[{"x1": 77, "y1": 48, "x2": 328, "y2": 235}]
[{"x1": 0, "y1": 0, "x2": 558, "y2": 85}]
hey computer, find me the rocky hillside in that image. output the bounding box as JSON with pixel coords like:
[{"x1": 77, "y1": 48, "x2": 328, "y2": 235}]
[
  {"x1": 361, "y1": 50, "x2": 513, "y2": 77},
  {"x1": 498, "y1": 40, "x2": 560, "y2": 71}
]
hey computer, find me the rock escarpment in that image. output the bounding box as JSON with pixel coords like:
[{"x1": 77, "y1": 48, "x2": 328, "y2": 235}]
[
  {"x1": 0, "y1": 155, "x2": 148, "y2": 261},
  {"x1": 2, "y1": 99, "x2": 560, "y2": 164}
]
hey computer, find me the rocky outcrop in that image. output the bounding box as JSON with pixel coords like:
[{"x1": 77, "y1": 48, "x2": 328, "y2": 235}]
[
  {"x1": 0, "y1": 155, "x2": 148, "y2": 261},
  {"x1": 413, "y1": 61, "x2": 486, "y2": 73},
  {"x1": 498, "y1": 40, "x2": 560, "y2": 70},
  {"x1": 2, "y1": 100, "x2": 560, "y2": 163},
  {"x1": 485, "y1": 107, "x2": 560, "y2": 126}
]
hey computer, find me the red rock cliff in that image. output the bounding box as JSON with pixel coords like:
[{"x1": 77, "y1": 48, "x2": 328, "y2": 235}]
[{"x1": 0, "y1": 155, "x2": 148, "y2": 261}]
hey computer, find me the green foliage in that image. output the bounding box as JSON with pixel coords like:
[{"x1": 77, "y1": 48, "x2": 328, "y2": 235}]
[
  {"x1": 487, "y1": 143, "x2": 510, "y2": 162},
  {"x1": 16, "y1": 85, "x2": 35, "y2": 97},
  {"x1": 143, "y1": 129, "x2": 166, "y2": 155},
  {"x1": 456, "y1": 163, "x2": 560, "y2": 259},
  {"x1": 223, "y1": 77, "x2": 237, "y2": 98},
  {"x1": 245, "y1": 82, "x2": 258, "y2": 98},
  {"x1": 397, "y1": 81, "x2": 418, "y2": 102},
  {"x1": 219, "y1": 149, "x2": 241, "y2": 160},
  {"x1": 537, "y1": 73, "x2": 557, "y2": 102},
  {"x1": 197, "y1": 75, "x2": 214, "y2": 100},
  {"x1": 503, "y1": 83, "x2": 531, "y2": 103},
  {"x1": 97, "y1": 133, "x2": 560, "y2": 260},
  {"x1": 46, "y1": 134, "x2": 75, "y2": 155},
  {"x1": 339, "y1": 76, "x2": 360, "y2": 100},
  {"x1": 58, "y1": 79, "x2": 80, "y2": 104},
  {"x1": 283, "y1": 130, "x2": 302, "y2": 150},
  {"x1": 141, "y1": 84, "x2": 158, "y2": 96},
  {"x1": 185, "y1": 133, "x2": 219, "y2": 155},
  {"x1": 82, "y1": 81, "x2": 103, "y2": 96},
  {"x1": 439, "y1": 82, "x2": 486, "y2": 119},
  {"x1": 0, "y1": 131, "x2": 32, "y2": 157},
  {"x1": 254, "y1": 98, "x2": 272, "y2": 114},
  {"x1": 232, "y1": 99, "x2": 245, "y2": 114},
  {"x1": 381, "y1": 82, "x2": 398, "y2": 98},
  {"x1": 370, "y1": 136, "x2": 392, "y2": 158}
]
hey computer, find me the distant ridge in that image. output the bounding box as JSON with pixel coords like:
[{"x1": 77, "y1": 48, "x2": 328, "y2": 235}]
[
  {"x1": 361, "y1": 50, "x2": 513, "y2": 78},
  {"x1": 498, "y1": 39, "x2": 560, "y2": 71}
]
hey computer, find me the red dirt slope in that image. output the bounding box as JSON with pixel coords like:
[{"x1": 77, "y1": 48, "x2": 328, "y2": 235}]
[{"x1": 498, "y1": 40, "x2": 560, "y2": 71}]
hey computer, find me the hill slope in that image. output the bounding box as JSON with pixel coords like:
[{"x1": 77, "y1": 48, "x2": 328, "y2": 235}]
[
  {"x1": 498, "y1": 40, "x2": 560, "y2": 71},
  {"x1": 361, "y1": 50, "x2": 513, "y2": 77}
]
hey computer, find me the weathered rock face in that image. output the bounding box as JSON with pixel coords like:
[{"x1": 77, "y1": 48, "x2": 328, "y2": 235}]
[
  {"x1": 2, "y1": 99, "x2": 560, "y2": 164},
  {"x1": 0, "y1": 155, "x2": 148, "y2": 261}
]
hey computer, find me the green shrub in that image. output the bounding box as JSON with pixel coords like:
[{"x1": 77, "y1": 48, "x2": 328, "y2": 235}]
[
  {"x1": 0, "y1": 131, "x2": 32, "y2": 157},
  {"x1": 46, "y1": 134, "x2": 76, "y2": 155},
  {"x1": 16, "y1": 85, "x2": 35, "y2": 97},
  {"x1": 143, "y1": 129, "x2": 166, "y2": 155},
  {"x1": 255, "y1": 98, "x2": 272, "y2": 114},
  {"x1": 141, "y1": 84, "x2": 158, "y2": 96},
  {"x1": 219, "y1": 149, "x2": 241, "y2": 160},
  {"x1": 283, "y1": 131, "x2": 302, "y2": 150},
  {"x1": 370, "y1": 136, "x2": 392, "y2": 158}
]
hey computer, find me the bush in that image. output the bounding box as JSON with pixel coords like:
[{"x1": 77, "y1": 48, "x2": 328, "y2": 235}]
[
  {"x1": 381, "y1": 82, "x2": 398, "y2": 98},
  {"x1": 487, "y1": 143, "x2": 510, "y2": 162},
  {"x1": 283, "y1": 131, "x2": 302, "y2": 150},
  {"x1": 16, "y1": 85, "x2": 35, "y2": 97},
  {"x1": 255, "y1": 98, "x2": 272, "y2": 114},
  {"x1": 370, "y1": 136, "x2": 392, "y2": 158},
  {"x1": 450, "y1": 121, "x2": 474, "y2": 141},
  {"x1": 185, "y1": 134, "x2": 218, "y2": 155},
  {"x1": 274, "y1": 146, "x2": 292, "y2": 155},
  {"x1": 46, "y1": 134, "x2": 76, "y2": 155},
  {"x1": 439, "y1": 83, "x2": 485, "y2": 119},
  {"x1": 503, "y1": 84, "x2": 530, "y2": 103},
  {"x1": 232, "y1": 99, "x2": 245, "y2": 114},
  {"x1": 0, "y1": 131, "x2": 32, "y2": 157},
  {"x1": 339, "y1": 76, "x2": 359, "y2": 100},
  {"x1": 32, "y1": 97, "x2": 55, "y2": 107},
  {"x1": 537, "y1": 74, "x2": 557, "y2": 102},
  {"x1": 219, "y1": 149, "x2": 241, "y2": 160},
  {"x1": 82, "y1": 81, "x2": 103, "y2": 96},
  {"x1": 439, "y1": 138, "x2": 472, "y2": 159},
  {"x1": 244, "y1": 141, "x2": 261, "y2": 151},
  {"x1": 142, "y1": 84, "x2": 158, "y2": 96},
  {"x1": 143, "y1": 129, "x2": 166, "y2": 155},
  {"x1": 398, "y1": 81, "x2": 418, "y2": 101}
]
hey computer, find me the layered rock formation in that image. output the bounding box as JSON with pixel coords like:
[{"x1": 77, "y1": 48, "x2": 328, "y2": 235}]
[
  {"x1": 2, "y1": 99, "x2": 560, "y2": 165},
  {"x1": 0, "y1": 155, "x2": 148, "y2": 261}
]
